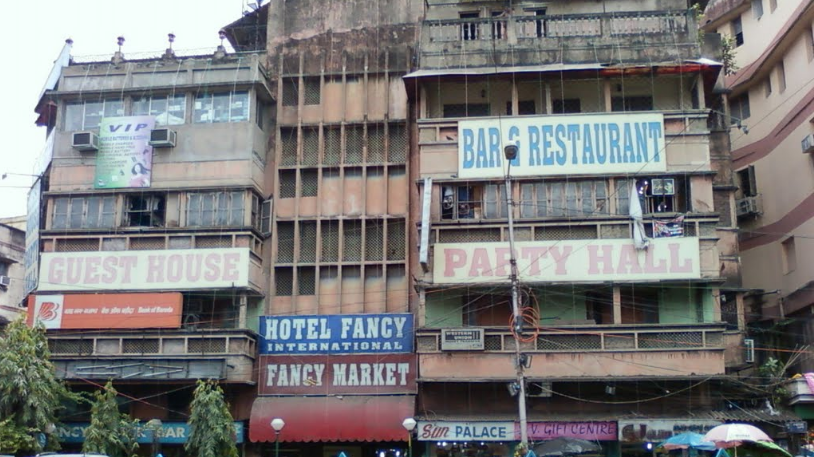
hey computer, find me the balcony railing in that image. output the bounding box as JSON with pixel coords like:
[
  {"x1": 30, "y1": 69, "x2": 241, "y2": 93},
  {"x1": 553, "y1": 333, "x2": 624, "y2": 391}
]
[
  {"x1": 417, "y1": 323, "x2": 726, "y2": 354},
  {"x1": 48, "y1": 329, "x2": 256, "y2": 358},
  {"x1": 425, "y1": 10, "x2": 691, "y2": 44}
]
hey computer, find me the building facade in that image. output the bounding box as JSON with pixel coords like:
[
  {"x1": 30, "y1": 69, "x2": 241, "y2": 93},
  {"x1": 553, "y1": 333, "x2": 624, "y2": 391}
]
[{"x1": 0, "y1": 216, "x2": 26, "y2": 325}]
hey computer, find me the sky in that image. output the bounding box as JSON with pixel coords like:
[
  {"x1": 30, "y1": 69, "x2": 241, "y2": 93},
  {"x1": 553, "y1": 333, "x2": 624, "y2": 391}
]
[{"x1": 0, "y1": 0, "x2": 251, "y2": 218}]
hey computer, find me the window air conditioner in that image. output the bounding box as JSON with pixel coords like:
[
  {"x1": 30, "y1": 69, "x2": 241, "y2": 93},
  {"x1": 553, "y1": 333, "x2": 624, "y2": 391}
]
[
  {"x1": 803, "y1": 134, "x2": 814, "y2": 154},
  {"x1": 71, "y1": 132, "x2": 99, "y2": 152},
  {"x1": 149, "y1": 128, "x2": 177, "y2": 148},
  {"x1": 0, "y1": 275, "x2": 10, "y2": 288},
  {"x1": 744, "y1": 338, "x2": 755, "y2": 363}
]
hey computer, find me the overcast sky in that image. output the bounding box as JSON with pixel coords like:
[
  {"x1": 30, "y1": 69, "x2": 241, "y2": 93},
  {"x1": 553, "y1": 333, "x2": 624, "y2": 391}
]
[{"x1": 0, "y1": 0, "x2": 251, "y2": 218}]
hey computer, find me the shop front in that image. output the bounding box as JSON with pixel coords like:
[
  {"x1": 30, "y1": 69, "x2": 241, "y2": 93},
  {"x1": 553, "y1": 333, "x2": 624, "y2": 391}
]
[
  {"x1": 58, "y1": 420, "x2": 245, "y2": 456},
  {"x1": 417, "y1": 421, "x2": 515, "y2": 457},
  {"x1": 617, "y1": 419, "x2": 721, "y2": 457}
]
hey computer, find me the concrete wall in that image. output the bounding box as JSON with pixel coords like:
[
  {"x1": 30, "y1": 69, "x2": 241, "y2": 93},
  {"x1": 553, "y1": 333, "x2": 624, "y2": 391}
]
[{"x1": 0, "y1": 224, "x2": 25, "y2": 312}]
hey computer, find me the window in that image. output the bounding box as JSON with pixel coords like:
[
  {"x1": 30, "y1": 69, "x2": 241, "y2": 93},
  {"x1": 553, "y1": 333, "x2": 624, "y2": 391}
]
[
  {"x1": 737, "y1": 166, "x2": 758, "y2": 197},
  {"x1": 764, "y1": 77, "x2": 772, "y2": 97},
  {"x1": 194, "y1": 91, "x2": 249, "y2": 123},
  {"x1": 282, "y1": 78, "x2": 298, "y2": 106},
  {"x1": 441, "y1": 185, "x2": 484, "y2": 220},
  {"x1": 52, "y1": 196, "x2": 116, "y2": 229},
  {"x1": 534, "y1": 9, "x2": 547, "y2": 38},
  {"x1": 491, "y1": 10, "x2": 506, "y2": 39},
  {"x1": 752, "y1": 0, "x2": 763, "y2": 19},
  {"x1": 0, "y1": 262, "x2": 9, "y2": 277},
  {"x1": 183, "y1": 296, "x2": 238, "y2": 330},
  {"x1": 186, "y1": 191, "x2": 244, "y2": 227},
  {"x1": 303, "y1": 78, "x2": 321, "y2": 105},
  {"x1": 460, "y1": 12, "x2": 479, "y2": 41},
  {"x1": 732, "y1": 17, "x2": 744, "y2": 46},
  {"x1": 782, "y1": 237, "x2": 797, "y2": 274},
  {"x1": 612, "y1": 96, "x2": 653, "y2": 112},
  {"x1": 443, "y1": 103, "x2": 491, "y2": 118},
  {"x1": 777, "y1": 61, "x2": 786, "y2": 93},
  {"x1": 520, "y1": 180, "x2": 609, "y2": 218},
  {"x1": 65, "y1": 99, "x2": 124, "y2": 130},
  {"x1": 552, "y1": 99, "x2": 581, "y2": 114},
  {"x1": 132, "y1": 94, "x2": 185, "y2": 125},
  {"x1": 730, "y1": 93, "x2": 751, "y2": 120},
  {"x1": 507, "y1": 100, "x2": 537, "y2": 115},
  {"x1": 125, "y1": 194, "x2": 165, "y2": 227},
  {"x1": 807, "y1": 25, "x2": 814, "y2": 61},
  {"x1": 634, "y1": 176, "x2": 689, "y2": 213}
]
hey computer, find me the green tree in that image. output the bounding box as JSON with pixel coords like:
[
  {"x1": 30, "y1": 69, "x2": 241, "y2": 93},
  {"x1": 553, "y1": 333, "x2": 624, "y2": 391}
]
[
  {"x1": 185, "y1": 379, "x2": 238, "y2": 457},
  {"x1": 83, "y1": 382, "x2": 140, "y2": 457},
  {"x1": 0, "y1": 319, "x2": 77, "y2": 454}
]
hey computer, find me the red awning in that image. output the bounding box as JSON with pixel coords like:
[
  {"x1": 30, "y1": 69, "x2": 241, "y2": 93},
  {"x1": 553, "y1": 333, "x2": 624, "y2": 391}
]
[{"x1": 249, "y1": 395, "x2": 415, "y2": 443}]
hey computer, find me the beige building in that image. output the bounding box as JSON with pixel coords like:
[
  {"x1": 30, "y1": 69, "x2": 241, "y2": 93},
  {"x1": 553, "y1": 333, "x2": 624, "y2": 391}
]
[{"x1": 0, "y1": 217, "x2": 25, "y2": 324}]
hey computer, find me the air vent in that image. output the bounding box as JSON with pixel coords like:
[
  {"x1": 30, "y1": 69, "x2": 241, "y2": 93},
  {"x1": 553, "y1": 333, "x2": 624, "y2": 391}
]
[
  {"x1": 71, "y1": 132, "x2": 99, "y2": 152},
  {"x1": 149, "y1": 128, "x2": 177, "y2": 148}
]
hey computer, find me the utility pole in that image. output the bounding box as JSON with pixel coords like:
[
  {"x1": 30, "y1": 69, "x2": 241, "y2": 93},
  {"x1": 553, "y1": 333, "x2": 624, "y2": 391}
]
[{"x1": 503, "y1": 144, "x2": 528, "y2": 447}]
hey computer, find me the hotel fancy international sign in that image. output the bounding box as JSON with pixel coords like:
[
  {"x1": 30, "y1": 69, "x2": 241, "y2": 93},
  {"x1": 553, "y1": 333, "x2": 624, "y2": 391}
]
[
  {"x1": 434, "y1": 238, "x2": 700, "y2": 283},
  {"x1": 38, "y1": 248, "x2": 251, "y2": 291},
  {"x1": 458, "y1": 113, "x2": 666, "y2": 178}
]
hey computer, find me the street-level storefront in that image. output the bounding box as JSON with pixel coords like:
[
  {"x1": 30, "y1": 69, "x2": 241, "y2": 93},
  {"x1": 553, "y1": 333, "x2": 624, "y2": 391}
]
[
  {"x1": 618, "y1": 419, "x2": 721, "y2": 457},
  {"x1": 249, "y1": 314, "x2": 416, "y2": 456},
  {"x1": 58, "y1": 421, "x2": 245, "y2": 457}
]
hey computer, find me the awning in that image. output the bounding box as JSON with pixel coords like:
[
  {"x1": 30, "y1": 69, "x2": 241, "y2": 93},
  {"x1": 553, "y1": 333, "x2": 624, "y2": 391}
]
[{"x1": 249, "y1": 395, "x2": 415, "y2": 443}]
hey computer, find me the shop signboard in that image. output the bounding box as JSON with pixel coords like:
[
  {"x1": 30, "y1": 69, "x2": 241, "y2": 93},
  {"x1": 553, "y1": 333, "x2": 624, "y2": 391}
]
[
  {"x1": 441, "y1": 328, "x2": 485, "y2": 350},
  {"x1": 27, "y1": 293, "x2": 182, "y2": 329},
  {"x1": 434, "y1": 237, "x2": 700, "y2": 284},
  {"x1": 38, "y1": 248, "x2": 250, "y2": 291},
  {"x1": 58, "y1": 421, "x2": 244, "y2": 444},
  {"x1": 416, "y1": 421, "x2": 514, "y2": 442},
  {"x1": 618, "y1": 419, "x2": 721, "y2": 442},
  {"x1": 259, "y1": 313, "x2": 413, "y2": 355},
  {"x1": 520, "y1": 421, "x2": 618, "y2": 441},
  {"x1": 94, "y1": 116, "x2": 155, "y2": 189},
  {"x1": 24, "y1": 178, "x2": 42, "y2": 297},
  {"x1": 258, "y1": 354, "x2": 416, "y2": 395},
  {"x1": 458, "y1": 113, "x2": 665, "y2": 179}
]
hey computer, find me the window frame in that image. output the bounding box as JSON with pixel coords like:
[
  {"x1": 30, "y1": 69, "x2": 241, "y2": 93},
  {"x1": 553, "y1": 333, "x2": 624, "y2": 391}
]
[
  {"x1": 132, "y1": 94, "x2": 187, "y2": 126},
  {"x1": 186, "y1": 191, "x2": 246, "y2": 228},
  {"x1": 51, "y1": 196, "x2": 117, "y2": 229},
  {"x1": 124, "y1": 194, "x2": 167, "y2": 228},
  {"x1": 520, "y1": 179, "x2": 611, "y2": 218},
  {"x1": 193, "y1": 90, "x2": 251, "y2": 124},
  {"x1": 65, "y1": 99, "x2": 124, "y2": 131}
]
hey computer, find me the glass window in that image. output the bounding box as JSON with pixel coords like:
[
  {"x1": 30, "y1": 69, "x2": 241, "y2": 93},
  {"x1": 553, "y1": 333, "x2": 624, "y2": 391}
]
[
  {"x1": 194, "y1": 91, "x2": 250, "y2": 123},
  {"x1": 51, "y1": 196, "x2": 117, "y2": 229},
  {"x1": 133, "y1": 94, "x2": 186, "y2": 125},
  {"x1": 186, "y1": 191, "x2": 246, "y2": 227},
  {"x1": 64, "y1": 99, "x2": 123, "y2": 130},
  {"x1": 732, "y1": 17, "x2": 744, "y2": 46}
]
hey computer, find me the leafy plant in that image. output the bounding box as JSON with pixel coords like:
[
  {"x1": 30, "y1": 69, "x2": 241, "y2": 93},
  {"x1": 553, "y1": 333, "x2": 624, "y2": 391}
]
[
  {"x1": 83, "y1": 382, "x2": 140, "y2": 457},
  {"x1": 185, "y1": 379, "x2": 238, "y2": 457},
  {"x1": 721, "y1": 35, "x2": 739, "y2": 76},
  {"x1": 0, "y1": 319, "x2": 79, "y2": 454}
]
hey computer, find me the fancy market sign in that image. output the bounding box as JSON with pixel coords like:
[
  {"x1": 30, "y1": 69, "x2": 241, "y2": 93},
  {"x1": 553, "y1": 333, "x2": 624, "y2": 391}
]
[
  {"x1": 259, "y1": 313, "x2": 413, "y2": 355},
  {"x1": 258, "y1": 354, "x2": 416, "y2": 395},
  {"x1": 434, "y1": 238, "x2": 700, "y2": 284},
  {"x1": 417, "y1": 422, "x2": 514, "y2": 442}
]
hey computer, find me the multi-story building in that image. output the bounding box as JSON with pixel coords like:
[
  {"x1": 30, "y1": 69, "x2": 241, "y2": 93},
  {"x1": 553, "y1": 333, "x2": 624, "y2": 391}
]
[
  {"x1": 0, "y1": 216, "x2": 26, "y2": 325},
  {"x1": 701, "y1": 0, "x2": 814, "y2": 421},
  {"x1": 30, "y1": 39, "x2": 272, "y2": 453}
]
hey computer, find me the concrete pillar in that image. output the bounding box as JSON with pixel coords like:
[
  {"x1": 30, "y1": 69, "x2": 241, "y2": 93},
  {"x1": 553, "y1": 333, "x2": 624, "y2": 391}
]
[{"x1": 613, "y1": 286, "x2": 622, "y2": 324}]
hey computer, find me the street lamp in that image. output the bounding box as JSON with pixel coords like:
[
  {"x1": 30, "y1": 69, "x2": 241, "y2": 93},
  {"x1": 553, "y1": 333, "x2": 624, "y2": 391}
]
[
  {"x1": 402, "y1": 418, "x2": 417, "y2": 457},
  {"x1": 271, "y1": 418, "x2": 285, "y2": 457}
]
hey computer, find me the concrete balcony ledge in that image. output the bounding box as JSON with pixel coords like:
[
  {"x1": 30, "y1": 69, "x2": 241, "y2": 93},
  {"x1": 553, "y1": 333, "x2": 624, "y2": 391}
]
[
  {"x1": 788, "y1": 378, "x2": 814, "y2": 405},
  {"x1": 48, "y1": 329, "x2": 257, "y2": 383}
]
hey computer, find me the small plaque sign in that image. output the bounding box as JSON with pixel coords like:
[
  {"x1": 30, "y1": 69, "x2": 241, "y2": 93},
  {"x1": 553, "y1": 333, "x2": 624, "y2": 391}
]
[{"x1": 441, "y1": 328, "x2": 485, "y2": 351}]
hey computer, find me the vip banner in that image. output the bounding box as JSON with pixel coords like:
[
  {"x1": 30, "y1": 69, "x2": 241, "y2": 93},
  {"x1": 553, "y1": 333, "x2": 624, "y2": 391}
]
[
  {"x1": 38, "y1": 248, "x2": 250, "y2": 291},
  {"x1": 458, "y1": 113, "x2": 666, "y2": 178},
  {"x1": 94, "y1": 116, "x2": 155, "y2": 189},
  {"x1": 258, "y1": 354, "x2": 416, "y2": 395},
  {"x1": 27, "y1": 293, "x2": 182, "y2": 329},
  {"x1": 434, "y1": 237, "x2": 700, "y2": 283},
  {"x1": 259, "y1": 313, "x2": 413, "y2": 355}
]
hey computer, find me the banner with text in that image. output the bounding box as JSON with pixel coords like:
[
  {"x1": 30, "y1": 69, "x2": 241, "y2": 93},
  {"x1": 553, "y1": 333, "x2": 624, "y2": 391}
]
[
  {"x1": 258, "y1": 354, "x2": 416, "y2": 395},
  {"x1": 39, "y1": 248, "x2": 250, "y2": 291},
  {"x1": 520, "y1": 421, "x2": 618, "y2": 441},
  {"x1": 434, "y1": 237, "x2": 700, "y2": 283},
  {"x1": 59, "y1": 421, "x2": 244, "y2": 444},
  {"x1": 259, "y1": 313, "x2": 413, "y2": 355},
  {"x1": 94, "y1": 116, "x2": 155, "y2": 189},
  {"x1": 417, "y1": 421, "x2": 515, "y2": 442},
  {"x1": 27, "y1": 293, "x2": 182, "y2": 329},
  {"x1": 618, "y1": 419, "x2": 721, "y2": 442},
  {"x1": 458, "y1": 113, "x2": 666, "y2": 178}
]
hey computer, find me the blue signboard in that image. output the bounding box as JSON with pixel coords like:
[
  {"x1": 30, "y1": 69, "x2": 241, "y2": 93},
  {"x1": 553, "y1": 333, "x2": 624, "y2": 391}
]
[
  {"x1": 58, "y1": 421, "x2": 244, "y2": 444},
  {"x1": 259, "y1": 313, "x2": 413, "y2": 355}
]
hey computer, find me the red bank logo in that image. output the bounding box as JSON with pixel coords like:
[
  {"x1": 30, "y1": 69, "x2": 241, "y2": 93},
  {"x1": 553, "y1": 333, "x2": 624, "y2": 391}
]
[{"x1": 38, "y1": 301, "x2": 60, "y2": 321}]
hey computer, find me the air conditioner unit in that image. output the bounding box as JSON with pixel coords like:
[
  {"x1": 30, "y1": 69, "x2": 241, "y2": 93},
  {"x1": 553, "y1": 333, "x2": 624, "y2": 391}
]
[
  {"x1": 802, "y1": 134, "x2": 814, "y2": 154},
  {"x1": 0, "y1": 275, "x2": 9, "y2": 288},
  {"x1": 736, "y1": 196, "x2": 762, "y2": 217},
  {"x1": 72, "y1": 131, "x2": 99, "y2": 152},
  {"x1": 149, "y1": 128, "x2": 177, "y2": 148},
  {"x1": 744, "y1": 338, "x2": 755, "y2": 363}
]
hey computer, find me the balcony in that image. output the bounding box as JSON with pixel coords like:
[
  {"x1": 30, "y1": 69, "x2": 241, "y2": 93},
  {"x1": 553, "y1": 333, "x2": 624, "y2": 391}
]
[
  {"x1": 419, "y1": 10, "x2": 698, "y2": 69},
  {"x1": 48, "y1": 329, "x2": 257, "y2": 383},
  {"x1": 416, "y1": 324, "x2": 727, "y2": 380}
]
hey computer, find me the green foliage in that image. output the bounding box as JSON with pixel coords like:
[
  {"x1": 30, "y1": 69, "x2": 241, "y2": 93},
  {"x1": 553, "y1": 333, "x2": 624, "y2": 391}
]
[
  {"x1": 0, "y1": 319, "x2": 79, "y2": 454},
  {"x1": 82, "y1": 382, "x2": 140, "y2": 457},
  {"x1": 759, "y1": 357, "x2": 791, "y2": 407},
  {"x1": 721, "y1": 35, "x2": 740, "y2": 76},
  {"x1": 185, "y1": 380, "x2": 238, "y2": 457},
  {"x1": 0, "y1": 417, "x2": 37, "y2": 454}
]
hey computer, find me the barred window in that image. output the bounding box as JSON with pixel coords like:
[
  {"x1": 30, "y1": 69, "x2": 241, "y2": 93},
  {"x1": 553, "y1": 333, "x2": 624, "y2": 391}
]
[{"x1": 187, "y1": 191, "x2": 244, "y2": 227}]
